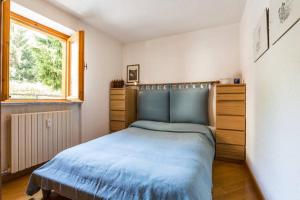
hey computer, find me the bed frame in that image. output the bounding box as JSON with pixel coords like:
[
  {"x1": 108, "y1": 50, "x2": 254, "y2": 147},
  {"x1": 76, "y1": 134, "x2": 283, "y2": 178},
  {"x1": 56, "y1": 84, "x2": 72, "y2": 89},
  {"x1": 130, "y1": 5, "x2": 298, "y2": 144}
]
[{"x1": 42, "y1": 80, "x2": 219, "y2": 199}]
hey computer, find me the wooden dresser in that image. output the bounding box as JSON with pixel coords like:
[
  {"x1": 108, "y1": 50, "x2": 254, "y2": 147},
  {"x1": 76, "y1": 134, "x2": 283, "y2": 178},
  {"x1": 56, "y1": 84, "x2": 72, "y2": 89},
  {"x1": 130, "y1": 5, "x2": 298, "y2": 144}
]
[
  {"x1": 216, "y1": 84, "x2": 246, "y2": 161},
  {"x1": 110, "y1": 88, "x2": 137, "y2": 132}
]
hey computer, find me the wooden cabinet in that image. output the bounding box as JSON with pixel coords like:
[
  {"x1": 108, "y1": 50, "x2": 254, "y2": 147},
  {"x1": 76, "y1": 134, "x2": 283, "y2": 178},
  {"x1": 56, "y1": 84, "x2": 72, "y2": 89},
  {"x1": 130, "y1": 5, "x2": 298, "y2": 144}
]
[
  {"x1": 216, "y1": 84, "x2": 246, "y2": 161},
  {"x1": 110, "y1": 88, "x2": 137, "y2": 132}
]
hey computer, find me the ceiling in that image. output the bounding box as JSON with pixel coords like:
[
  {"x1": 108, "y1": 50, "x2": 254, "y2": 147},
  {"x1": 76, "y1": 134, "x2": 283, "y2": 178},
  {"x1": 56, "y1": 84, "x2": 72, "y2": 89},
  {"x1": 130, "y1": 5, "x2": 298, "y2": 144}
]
[{"x1": 46, "y1": 0, "x2": 246, "y2": 43}]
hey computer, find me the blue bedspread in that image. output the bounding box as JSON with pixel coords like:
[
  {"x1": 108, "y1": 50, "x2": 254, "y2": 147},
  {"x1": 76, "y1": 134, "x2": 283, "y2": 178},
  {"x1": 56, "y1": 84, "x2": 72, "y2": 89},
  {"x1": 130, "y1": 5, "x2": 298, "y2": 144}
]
[{"x1": 27, "y1": 120, "x2": 215, "y2": 200}]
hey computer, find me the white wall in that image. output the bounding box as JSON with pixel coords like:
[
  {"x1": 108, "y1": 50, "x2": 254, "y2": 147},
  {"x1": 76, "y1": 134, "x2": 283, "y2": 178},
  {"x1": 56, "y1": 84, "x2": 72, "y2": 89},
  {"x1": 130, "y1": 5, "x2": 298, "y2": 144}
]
[
  {"x1": 240, "y1": 0, "x2": 300, "y2": 199},
  {"x1": 1, "y1": 0, "x2": 123, "y2": 171},
  {"x1": 81, "y1": 25, "x2": 122, "y2": 142},
  {"x1": 123, "y1": 24, "x2": 240, "y2": 83}
]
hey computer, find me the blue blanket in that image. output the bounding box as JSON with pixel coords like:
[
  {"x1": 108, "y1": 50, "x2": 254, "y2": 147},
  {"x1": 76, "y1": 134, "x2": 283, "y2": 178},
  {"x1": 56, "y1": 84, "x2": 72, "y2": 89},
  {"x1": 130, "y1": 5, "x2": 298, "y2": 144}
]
[{"x1": 27, "y1": 120, "x2": 215, "y2": 200}]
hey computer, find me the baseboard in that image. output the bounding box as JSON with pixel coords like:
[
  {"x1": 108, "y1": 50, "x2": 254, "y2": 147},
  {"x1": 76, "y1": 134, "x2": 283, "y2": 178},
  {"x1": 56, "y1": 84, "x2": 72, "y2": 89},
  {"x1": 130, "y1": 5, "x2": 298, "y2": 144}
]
[
  {"x1": 1, "y1": 163, "x2": 45, "y2": 183},
  {"x1": 245, "y1": 161, "x2": 265, "y2": 200}
]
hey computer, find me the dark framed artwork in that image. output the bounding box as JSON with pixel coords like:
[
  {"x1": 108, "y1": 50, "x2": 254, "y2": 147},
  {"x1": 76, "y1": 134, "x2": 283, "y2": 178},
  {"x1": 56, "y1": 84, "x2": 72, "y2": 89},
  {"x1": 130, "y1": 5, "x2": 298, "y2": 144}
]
[
  {"x1": 254, "y1": 8, "x2": 269, "y2": 62},
  {"x1": 127, "y1": 64, "x2": 140, "y2": 84},
  {"x1": 270, "y1": 0, "x2": 300, "y2": 45}
]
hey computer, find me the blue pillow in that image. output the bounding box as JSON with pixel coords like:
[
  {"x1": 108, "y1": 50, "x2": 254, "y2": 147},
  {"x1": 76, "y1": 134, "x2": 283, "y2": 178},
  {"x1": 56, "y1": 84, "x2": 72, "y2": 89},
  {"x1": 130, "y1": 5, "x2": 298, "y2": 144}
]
[
  {"x1": 170, "y1": 88, "x2": 209, "y2": 125},
  {"x1": 138, "y1": 89, "x2": 170, "y2": 122}
]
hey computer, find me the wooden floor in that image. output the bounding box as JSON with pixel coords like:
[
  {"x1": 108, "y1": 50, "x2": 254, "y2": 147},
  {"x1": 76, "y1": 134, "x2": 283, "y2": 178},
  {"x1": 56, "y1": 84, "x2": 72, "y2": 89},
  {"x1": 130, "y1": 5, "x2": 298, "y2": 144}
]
[
  {"x1": 212, "y1": 161, "x2": 262, "y2": 200},
  {"x1": 2, "y1": 161, "x2": 262, "y2": 200}
]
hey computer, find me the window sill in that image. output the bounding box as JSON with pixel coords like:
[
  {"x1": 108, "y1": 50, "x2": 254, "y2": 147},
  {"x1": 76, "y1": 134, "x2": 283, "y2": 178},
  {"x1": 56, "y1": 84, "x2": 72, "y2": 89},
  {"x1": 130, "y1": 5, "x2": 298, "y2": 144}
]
[{"x1": 1, "y1": 99, "x2": 83, "y2": 105}]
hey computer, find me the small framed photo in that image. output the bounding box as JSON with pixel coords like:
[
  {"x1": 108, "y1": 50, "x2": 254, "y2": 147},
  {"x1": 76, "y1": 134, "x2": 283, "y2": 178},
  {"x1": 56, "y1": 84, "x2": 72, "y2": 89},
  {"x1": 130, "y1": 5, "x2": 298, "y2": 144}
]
[
  {"x1": 127, "y1": 64, "x2": 140, "y2": 84},
  {"x1": 254, "y1": 8, "x2": 269, "y2": 62}
]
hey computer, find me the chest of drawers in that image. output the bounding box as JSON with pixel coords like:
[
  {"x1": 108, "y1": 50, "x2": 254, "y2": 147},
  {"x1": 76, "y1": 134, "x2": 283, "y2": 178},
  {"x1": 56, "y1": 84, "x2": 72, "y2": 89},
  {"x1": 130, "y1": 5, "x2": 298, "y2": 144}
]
[
  {"x1": 216, "y1": 84, "x2": 246, "y2": 161},
  {"x1": 110, "y1": 88, "x2": 137, "y2": 132}
]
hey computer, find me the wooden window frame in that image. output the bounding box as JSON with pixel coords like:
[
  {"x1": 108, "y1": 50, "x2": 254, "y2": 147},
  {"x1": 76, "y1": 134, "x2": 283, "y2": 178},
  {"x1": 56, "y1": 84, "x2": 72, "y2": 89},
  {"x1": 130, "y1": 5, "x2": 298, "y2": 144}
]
[
  {"x1": 2, "y1": 2, "x2": 84, "y2": 103},
  {"x1": 67, "y1": 31, "x2": 85, "y2": 101},
  {"x1": 2, "y1": 0, "x2": 10, "y2": 101}
]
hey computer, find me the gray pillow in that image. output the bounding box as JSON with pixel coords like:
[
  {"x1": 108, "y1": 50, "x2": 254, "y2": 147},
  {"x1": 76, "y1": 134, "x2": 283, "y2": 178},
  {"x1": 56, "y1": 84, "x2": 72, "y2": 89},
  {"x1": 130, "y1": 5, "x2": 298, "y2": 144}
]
[
  {"x1": 170, "y1": 88, "x2": 209, "y2": 125},
  {"x1": 138, "y1": 89, "x2": 170, "y2": 122}
]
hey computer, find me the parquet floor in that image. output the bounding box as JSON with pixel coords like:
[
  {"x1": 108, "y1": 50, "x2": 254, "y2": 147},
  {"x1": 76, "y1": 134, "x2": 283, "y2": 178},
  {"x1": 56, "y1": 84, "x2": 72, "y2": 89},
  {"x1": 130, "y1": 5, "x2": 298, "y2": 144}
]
[{"x1": 2, "y1": 161, "x2": 262, "y2": 200}]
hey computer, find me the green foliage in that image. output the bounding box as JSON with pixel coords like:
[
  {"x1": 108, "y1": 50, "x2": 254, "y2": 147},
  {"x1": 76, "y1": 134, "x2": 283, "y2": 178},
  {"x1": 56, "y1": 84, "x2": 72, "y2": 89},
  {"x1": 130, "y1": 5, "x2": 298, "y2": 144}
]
[
  {"x1": 32, "y1": 37, "x2": 63, "y2": 90},
  {"x1": 9, "y1": 23, "x2": 63, "y2": 90},
  {"x1": 9, "y1": 25, "x2": 36, "y2": 81}
]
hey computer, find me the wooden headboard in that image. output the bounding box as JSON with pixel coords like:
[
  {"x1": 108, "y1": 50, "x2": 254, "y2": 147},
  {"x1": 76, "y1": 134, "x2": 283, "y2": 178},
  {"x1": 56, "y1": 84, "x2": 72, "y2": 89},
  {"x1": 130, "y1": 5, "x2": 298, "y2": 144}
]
[{"x1": 136, "y1": 80, "x2": 219, "y2": 90}]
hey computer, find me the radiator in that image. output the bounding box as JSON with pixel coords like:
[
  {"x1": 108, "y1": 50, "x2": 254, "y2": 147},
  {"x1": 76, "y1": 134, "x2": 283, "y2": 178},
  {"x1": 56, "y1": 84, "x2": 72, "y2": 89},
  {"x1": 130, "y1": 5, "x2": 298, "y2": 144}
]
[{"x1": 11, "y1": 110, "x2": 73, "y2": 173}]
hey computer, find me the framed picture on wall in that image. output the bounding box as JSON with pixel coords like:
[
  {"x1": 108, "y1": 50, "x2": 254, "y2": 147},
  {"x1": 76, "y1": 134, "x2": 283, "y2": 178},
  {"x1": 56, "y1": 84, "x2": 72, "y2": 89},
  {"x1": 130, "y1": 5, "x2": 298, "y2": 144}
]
[
  {"x1": 254, "y1": 8, "x2": 269, "y2": 62},
  {"x1": 270, "y1": 0, "x2": 300, "y2": 45},
  {"x1": 127, "y1": 64, "x2": 140, "y2": 84}
]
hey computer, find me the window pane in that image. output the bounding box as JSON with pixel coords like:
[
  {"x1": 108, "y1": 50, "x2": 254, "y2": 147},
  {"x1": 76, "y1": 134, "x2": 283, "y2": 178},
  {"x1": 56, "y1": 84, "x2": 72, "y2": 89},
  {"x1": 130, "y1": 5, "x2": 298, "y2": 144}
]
[{"x1": 9, "y1": 21, "x2": 65, "y2": 99}]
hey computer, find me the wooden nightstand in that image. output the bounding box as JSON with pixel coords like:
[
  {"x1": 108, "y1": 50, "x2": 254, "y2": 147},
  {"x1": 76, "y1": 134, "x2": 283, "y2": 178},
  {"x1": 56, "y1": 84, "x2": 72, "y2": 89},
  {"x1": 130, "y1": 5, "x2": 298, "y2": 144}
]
[
  {"x1": 216, "y1": 84, "x2": 246, "y2": 161},
  {"x1": 109, "y1": 88, "x2": 137, "y2": 132}
]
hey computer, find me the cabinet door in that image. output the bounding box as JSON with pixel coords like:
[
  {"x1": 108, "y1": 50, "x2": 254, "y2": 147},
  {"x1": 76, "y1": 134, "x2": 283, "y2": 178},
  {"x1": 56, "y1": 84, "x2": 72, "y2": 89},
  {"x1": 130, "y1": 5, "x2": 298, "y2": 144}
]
[
  {"x1": 216, "y1": 130, "x2": 245, "y2": 145},
  {"x1": 110, "y1": 89, "x2": 125, "y2": 95},
  {"x1": 216, "y1": 144, "x2": 245, "y2": 160},
  {"x1": 217, "y1": 101, "x2": 245, "y2": 116},
  {"x1": 110, "y1": 95, "x2": 125, "y2": 100},
  {"x1": 110, "y1": 100, "x2": 125, "y2": 111},
  {"x1": 110, "y1": 121, "x2": 126, "y2": 131},
  {"x1": 110, "y1": 111, "x2": 125, "y2": 121},
  {"x1": 217, "y1": 116, "x2": 245, "y2": 131},
  {"x1": 217, "y1": 93, "x2": 245, "y2": 101},
  {"x1": 217, "y1": 86, "x2": 245, "y2": 94}
]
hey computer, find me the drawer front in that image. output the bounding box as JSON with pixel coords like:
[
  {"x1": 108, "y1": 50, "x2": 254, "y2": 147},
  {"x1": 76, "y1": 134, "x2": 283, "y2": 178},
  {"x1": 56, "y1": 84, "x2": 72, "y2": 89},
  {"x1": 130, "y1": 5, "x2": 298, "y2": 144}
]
[
  {"x1": 110, "y1": 100, "x2": 125, "y2": 110},
  {"x1": 110, "y1": 89, "x2": 125, "y2": 95},
  {"x1": 217, "y1": 94, "x2": 245, "y2": 101},
  {"x1": 110, "y1": 111, "x2": 126, "y2": 121},
  {"x1": 110, "y1": 94, "x2": 125, "y2": 100},
  {"x1": 216, "y1": 144, "x2": 245, "y2": 160},
  {"x1": 216, "y1": 130, "x2": 245, "y2": 145},
  {"x1": 217, "y1": 116, "x2": 245, "y2": 131},
  {"x1": 110, "y1": 121, "x2": 126, "y2": 131},
  {"x1": 217, "y1": 101, "x2": 245, "y2": 116},
  {"x1": 217, "y1": 86, "x2": 245, "y2": 94}
]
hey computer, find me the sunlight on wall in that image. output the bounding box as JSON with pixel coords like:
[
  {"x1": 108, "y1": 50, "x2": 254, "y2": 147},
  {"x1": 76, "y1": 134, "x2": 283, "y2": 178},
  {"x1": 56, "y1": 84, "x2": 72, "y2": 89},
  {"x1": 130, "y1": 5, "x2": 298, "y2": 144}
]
[{"x1": 11, "y1": 1, "x2": 75, "y2": 35}]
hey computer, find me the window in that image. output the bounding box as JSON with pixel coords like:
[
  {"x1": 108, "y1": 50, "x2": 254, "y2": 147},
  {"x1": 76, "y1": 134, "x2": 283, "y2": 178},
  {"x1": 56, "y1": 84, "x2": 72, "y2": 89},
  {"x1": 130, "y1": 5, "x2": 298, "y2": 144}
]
[
  {"x1": 9, "y1": 20, "x2": 65, "y2": 99},
  {"x1": 2, "y1": 0, "x2": 84, "y2": 102}
]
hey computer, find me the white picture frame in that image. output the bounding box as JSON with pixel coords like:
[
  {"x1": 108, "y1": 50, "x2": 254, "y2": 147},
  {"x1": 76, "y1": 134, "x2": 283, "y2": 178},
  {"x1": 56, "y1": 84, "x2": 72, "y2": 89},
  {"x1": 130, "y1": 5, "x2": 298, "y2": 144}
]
[
  {"x1": 254, "y1": 9, "x2": 269, "y2": 62},
  {"x1": 270, "y1": 0, "x2": 300, "y2": 45}
]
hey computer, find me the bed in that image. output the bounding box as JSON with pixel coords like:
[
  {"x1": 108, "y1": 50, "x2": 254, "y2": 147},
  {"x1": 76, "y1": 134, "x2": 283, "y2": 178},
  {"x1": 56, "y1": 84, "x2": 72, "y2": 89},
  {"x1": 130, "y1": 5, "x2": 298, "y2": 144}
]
[
  {"x1": 27, "y1": 120, "x2": 215, "y2": 200},
  {"x1": 27, "y1": 81, "x2": 217, "y2": 200}
]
